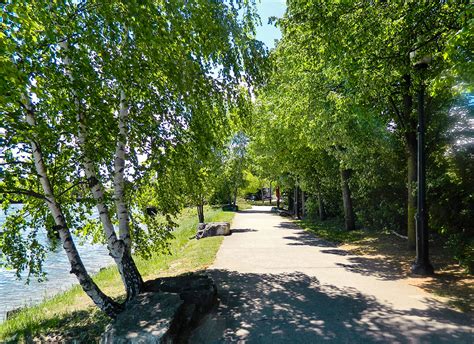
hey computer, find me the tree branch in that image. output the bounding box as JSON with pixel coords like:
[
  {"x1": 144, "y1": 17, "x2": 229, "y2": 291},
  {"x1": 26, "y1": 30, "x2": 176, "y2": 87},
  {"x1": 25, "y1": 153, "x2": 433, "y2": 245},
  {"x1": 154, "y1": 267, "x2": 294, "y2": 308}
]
[
  {"x1": 0, "y1": 187, "x2": 49, "y2": 202},
  {"x1": 57, "y1": 181, "x2": 87, "y2": 198},
  {"x1": 388, "y1": 96, "x2": 406, "y2": 130}
]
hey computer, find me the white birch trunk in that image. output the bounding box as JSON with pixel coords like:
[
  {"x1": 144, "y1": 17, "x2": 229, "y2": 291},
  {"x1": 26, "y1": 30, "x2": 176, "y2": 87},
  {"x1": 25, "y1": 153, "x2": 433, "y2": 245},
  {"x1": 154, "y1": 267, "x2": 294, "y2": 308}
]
[
  {"x1": 60, "y1": 41, "x2": 142, "y2": 300},
  {"x1": 115, "y1": 90, "x2": 131, "y2": 252},
  {"x1": 23, "y1": 95, "x2": 122, "y2": 317}
]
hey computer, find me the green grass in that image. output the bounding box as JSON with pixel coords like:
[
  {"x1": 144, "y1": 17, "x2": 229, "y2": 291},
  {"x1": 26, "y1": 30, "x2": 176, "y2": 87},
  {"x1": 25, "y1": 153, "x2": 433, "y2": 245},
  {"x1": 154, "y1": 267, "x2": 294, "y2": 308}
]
[
  {"x1": 0, "y1": 206, "x2": 235, "y2": 343},
  {"x1": 297, "y1": 218, "x2": 367, "y2": 244}
]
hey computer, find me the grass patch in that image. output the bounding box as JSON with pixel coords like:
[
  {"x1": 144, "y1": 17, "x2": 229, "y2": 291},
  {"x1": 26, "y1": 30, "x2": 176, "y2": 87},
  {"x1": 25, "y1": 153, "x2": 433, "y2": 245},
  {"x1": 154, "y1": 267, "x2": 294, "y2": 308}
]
[
  {"x1": 0, "y1": 206, "x2": 235, "y2": 343},
  {"x1": 298, "y1": 218, "x2": 367, "y2": 244}
]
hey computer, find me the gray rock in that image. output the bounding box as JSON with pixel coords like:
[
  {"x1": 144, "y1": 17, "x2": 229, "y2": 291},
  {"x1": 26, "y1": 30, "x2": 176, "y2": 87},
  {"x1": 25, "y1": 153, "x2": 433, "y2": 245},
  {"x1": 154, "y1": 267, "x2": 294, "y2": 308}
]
[
  {"x1": 101, "y1": 274, "x2": 218, "y2": 344},
  {"x1": 196, "y1": 222, "x2": 231, "y2": 240},
  {"x1": 100, "y1": 292, "x2": 183, "y2": 344},
  {"x1": 6, "y1": 307, "x2": 24, "y2": 320}
]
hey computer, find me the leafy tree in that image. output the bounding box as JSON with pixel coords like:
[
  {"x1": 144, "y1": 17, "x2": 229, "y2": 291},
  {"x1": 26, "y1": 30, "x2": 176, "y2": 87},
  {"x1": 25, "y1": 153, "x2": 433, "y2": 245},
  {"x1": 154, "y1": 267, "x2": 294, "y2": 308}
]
[
  {"x1": 0, "y1": 0, "x2": 264, "y2": 316},
  {"x1": 279, "y1": 0, "x2": 470, "y2": 244}
]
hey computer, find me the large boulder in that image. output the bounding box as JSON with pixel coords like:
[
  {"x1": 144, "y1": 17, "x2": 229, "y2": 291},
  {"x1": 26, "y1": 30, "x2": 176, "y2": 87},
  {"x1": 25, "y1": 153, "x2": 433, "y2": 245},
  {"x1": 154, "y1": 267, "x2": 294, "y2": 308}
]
[
  {"x1": 144, "y1": 273, "x2": 218, "y2": 338},
  {"x1": 101, "y1": 292, "x2": 183, "y2": 344},
  {"x1": 196, "y1": 222, "x2": 231, "y2": 239},
  {"x1": 101, "y1": 273, "x2": 217, "y2": 343}
]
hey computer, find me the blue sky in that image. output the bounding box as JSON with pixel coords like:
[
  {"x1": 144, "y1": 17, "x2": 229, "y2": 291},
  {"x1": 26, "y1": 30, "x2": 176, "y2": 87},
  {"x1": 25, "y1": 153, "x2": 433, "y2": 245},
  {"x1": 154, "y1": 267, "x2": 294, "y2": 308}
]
[{"x1": 255, "y1": 0, "x2": 286, "y2": 49}]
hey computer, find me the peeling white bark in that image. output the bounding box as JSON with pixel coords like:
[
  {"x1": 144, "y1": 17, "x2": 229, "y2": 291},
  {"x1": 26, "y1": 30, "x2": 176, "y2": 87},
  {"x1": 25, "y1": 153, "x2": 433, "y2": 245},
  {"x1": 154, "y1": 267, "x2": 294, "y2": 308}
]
[
  {"x1": 60, "y1": 41, "x2": 142, "y2": 300},
  {"x1": 115, "y1": 89, "x2": 132, "y2": 252},
  {"x1": 22, "y1": 94, "x2": 122, "y2": 317}
]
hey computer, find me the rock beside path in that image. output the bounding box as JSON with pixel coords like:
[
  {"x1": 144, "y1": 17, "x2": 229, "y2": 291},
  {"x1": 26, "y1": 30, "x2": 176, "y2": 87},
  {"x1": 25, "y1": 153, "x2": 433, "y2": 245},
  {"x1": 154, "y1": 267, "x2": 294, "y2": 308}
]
[
  {"x1": 196, "y1": 222, "x2": 231, "y2": 239},
  {"x1": 101, "y1": 273, "x2": 217, "y2": 343},
  {"x1": 101, "y1": 292, "x2": 182, "y2": 344}
]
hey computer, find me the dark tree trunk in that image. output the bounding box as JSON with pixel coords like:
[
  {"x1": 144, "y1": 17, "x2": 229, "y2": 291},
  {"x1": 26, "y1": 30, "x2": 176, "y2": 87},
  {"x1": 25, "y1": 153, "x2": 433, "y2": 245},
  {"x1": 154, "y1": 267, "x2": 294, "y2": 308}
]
[
  {"x1": 402, "y1": 74, "x2": 417, "y2": 250},
  {"x1": 288, "y1": 187, "x2": 293, "y2": 212},
  {"x1": 197, "y1": 202, "x2": 205, "y2": 223},
  {"x1": 317, "y1": 188, "x2": 326, "y2": 221},
  {"x1": 276, "y1": 186, "x2": 281, "y2": 208},
  {"x1": 340, "y1": 169, "x2": 355, "y2": 231},
  {"x1": 301, "y1": 190, "x2": 305, "y2": 219},
  {"x1": 406, "y1": 135, "x2": 417, "y2": 249},
  {"x1": 270, "y1": 182, "x2": 272, "y2": 205},
  {"x1": 294, "y1": 186, "x2": 299, "y2": 219},
  {"x1": 119, "y1": 250, "x2": 144, "y2": 302}
]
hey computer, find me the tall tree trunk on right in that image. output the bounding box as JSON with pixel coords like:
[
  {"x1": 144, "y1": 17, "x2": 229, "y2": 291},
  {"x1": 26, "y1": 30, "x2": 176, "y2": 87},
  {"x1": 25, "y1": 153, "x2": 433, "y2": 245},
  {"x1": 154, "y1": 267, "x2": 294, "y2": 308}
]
[
  {"x1": 340, "y1": 169, "x2": 355, "y2": 231},
  {"x1": 402, "y1": 74, "x2": 417, "y2": 249},
  {"x1": 406, "y1": 134, "x2": 417, "y2": 249},
  {"x1": 23, "y1": 96, "x2": 122, "y2": 318}
]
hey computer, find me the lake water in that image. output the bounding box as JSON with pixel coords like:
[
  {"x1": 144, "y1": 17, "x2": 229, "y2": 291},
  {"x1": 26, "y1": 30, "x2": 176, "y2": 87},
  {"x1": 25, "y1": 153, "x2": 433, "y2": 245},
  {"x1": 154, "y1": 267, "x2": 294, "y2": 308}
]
[{"x1": 0, "y1": 205, "x2": 113, "y2": 322}]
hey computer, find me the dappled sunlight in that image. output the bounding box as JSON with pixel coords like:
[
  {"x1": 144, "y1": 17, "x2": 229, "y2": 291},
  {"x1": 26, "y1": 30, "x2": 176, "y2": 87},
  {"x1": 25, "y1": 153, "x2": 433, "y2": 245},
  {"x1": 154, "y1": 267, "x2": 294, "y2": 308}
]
[{"x1": 191, "y1": 270, "x2": 473, "y2": 343}]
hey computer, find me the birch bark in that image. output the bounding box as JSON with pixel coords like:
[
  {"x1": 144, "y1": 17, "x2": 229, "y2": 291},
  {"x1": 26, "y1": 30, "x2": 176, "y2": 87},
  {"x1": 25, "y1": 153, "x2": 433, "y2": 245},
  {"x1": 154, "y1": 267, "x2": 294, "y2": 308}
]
[
  {"x1": 23, "y1": 95, "x2": 122, "y2": 317},
  {"x1": 115, "y1": 90, "x2": 132, "y2": 252},
  {"x1": 60, "y1": 41, "x2": 143, "y2": 300}
]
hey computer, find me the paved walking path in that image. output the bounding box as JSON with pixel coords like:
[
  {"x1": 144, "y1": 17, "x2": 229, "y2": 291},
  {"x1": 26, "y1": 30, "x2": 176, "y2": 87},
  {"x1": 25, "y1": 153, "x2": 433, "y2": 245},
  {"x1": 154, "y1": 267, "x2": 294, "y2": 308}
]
[{"x1": 190, "y1": 206, "x2": 472, "y2": 343}]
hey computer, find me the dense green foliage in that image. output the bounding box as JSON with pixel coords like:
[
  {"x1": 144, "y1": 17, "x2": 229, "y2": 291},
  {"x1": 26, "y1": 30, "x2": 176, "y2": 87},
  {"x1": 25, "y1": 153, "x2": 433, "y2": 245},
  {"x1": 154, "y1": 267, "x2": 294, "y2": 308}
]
[
  {"x1": 0, "y1": 0, "x2": 265, "y2": 312},
  {"x1": 250, "y1": 1, "x2": 473, "y2": 271}
]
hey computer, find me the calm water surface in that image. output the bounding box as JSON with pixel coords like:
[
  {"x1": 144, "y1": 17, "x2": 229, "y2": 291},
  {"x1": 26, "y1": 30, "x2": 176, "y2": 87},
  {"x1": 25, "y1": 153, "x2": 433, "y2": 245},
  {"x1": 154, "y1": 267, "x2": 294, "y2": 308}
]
[{"x1": 0, "y1": 204, "x2": 113, "y2": 322}]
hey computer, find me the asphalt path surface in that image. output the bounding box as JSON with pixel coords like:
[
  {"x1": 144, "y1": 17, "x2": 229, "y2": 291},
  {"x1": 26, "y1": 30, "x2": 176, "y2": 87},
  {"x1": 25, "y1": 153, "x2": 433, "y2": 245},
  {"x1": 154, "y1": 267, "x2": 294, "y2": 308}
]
[{"x1": 190, "y1": 206, "x2": 472, "y2": 343}]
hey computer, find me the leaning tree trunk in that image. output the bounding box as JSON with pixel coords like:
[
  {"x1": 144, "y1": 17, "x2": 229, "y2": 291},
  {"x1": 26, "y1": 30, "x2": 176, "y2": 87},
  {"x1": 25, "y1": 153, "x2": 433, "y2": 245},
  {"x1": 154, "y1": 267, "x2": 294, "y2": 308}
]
[
  {"x1": 78, "y1": 117, "x2": 143, "y2": 301},
  {"x1": 23, "y1": 96, "x2": 122, "y2": 317},
  {"x1": 340, "y1": 169, "x2": 355, "y2": 231},
  {"x1": 60, "y1": 41, "x2": 143, "y2": 300}
]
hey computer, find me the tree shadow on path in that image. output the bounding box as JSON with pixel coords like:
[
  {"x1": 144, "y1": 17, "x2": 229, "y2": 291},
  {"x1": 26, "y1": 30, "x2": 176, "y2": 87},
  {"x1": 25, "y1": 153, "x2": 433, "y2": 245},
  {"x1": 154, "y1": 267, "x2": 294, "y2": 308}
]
[
  {"x1": 277, "y1": 221, "x2": 411, "y2": 281},
  {"x1": 231, "y1": 228, "x2": 258, "y2": 234},
  {"x1": 190, "y1": 270, "x2": 473, "y2": 344}
]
